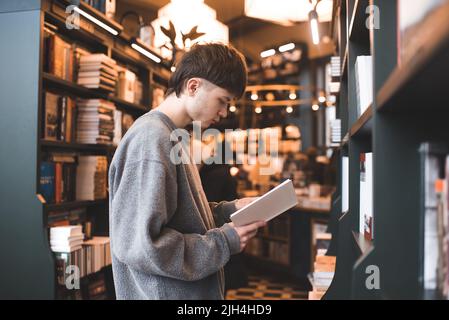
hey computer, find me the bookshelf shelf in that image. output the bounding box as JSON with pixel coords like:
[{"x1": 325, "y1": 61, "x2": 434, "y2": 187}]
[
  {"x1": 40, "y1": 140, "x2": 116, "y2": 153},
  {"x1": 108, "y1": 96, "x2": 149, "y2": 113},
  {"x1": 43, "y1": 73, "x2": 149, "y2": 114},
  {"x1": 349, "y1": 104, "x2": 372, "y2": 138},
  {"x1": 44, "y1": 199, "x2": 107, "y2": 213},
  {"x1": 43, "y1": 72, "x2": 104, "y2": 99},
  {"x1": 351, "y1": 231, "x2": 373, "y2": 255}
]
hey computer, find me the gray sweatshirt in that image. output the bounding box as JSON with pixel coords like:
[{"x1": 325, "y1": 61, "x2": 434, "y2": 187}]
[{"x1": 108, "y1": 109, "x2": 241, "y2": 300}]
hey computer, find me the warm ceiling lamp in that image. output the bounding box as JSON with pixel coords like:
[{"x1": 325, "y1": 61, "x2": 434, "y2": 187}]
[
  {"x1": 244, "y1": 0, "x2": 333, "y2": 27},
  {"x1": 151, "y1": 0, "x2": 228, "y2": 59}
]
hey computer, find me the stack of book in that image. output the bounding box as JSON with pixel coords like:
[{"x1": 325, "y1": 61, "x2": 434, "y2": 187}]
[
  {"x1": 76, "y1": 156, "x2": 108, "y2": 201},
  {"x1": 308, "y1": 255, "x2": 336, "y2": 300},
  {"x1": 76, "y1": 99, "x2": 116, "y2": 145},
  {"x1": 329, "y1": 119, "x2": 341, "y2": 146},
  {"x1": 330, "y1": 56, "x2": 341, "y2": 78},
  {"x1": 50, "y1": 225, "x2": 84, "y2": 253},
  {"x1": 77, "y1": 54, "x2": 118, "y2": 93}
]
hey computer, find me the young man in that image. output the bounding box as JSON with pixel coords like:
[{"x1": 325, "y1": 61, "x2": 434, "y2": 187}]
[{"x1": 109, "y1": 43, "x2": 265, "y2": 300}]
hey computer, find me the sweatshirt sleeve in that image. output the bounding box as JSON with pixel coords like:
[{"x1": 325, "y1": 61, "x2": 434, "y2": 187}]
[
  {"x1": 109, "y1": 158, "x2": 240, "y2": 282},
  {"x1": 209, "y1": 200, "x2": 238, "y2": 227}
]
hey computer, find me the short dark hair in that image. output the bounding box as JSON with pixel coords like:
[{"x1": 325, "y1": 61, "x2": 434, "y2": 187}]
[{"x1": 166, "y1": 43, "x2": 248, "y2": 99}]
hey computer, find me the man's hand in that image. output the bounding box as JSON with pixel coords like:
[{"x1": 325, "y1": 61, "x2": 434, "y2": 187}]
[
  {"x1": 229, "y1": 221, "x2": 266, "y2": 252},
  {"x1": 235, "y1": 197, "x2": 259, "y2": 210}
]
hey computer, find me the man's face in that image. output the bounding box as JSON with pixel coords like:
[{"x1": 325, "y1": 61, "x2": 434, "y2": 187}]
[{"x1": 185, "y1": 78, "x2": 234, "y2": 128}]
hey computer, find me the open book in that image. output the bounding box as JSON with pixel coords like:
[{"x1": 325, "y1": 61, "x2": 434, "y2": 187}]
[{"x1": 230, "y1": 179, "x2": 298, "y2": 227}]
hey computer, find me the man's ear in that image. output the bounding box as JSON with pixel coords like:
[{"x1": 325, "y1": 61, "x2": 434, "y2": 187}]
[{"x1": 186, "y1": 78, "x2": 201, "y2": 96}]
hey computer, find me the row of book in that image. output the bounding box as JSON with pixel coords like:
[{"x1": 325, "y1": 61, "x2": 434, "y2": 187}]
[
  {"x1": 245, "y1": 238, "x2": 289, "y2": 265},
  {"x1": 43, "y1": 92, "x2": 136, "y2": 145},
  {"x1": 50, "y1": 225, "x2": 111, "y2": 286},
  {"x1": 40, "y1": 155, "x2": 108, "y2": 203},
  {"x1": 44, "y1": 27, "x2": 145, "y2": 104}
]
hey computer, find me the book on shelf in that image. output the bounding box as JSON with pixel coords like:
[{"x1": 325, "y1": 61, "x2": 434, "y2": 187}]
[
  {"x1": 359, "y1": 152, "x2": 373, "y2": 240},
  {"x1": 43, "y1": 93, "x2": 76, "y2": 143},
  {"x1": 419, "y1": 143, "x2": 449, "y2": 299},
  {"x1": 76, "y1": 155, "x2": 108, "y2": 201},
  {"x1": 117, "y1": 66, "x2": 136, "y2": 103},
  {"x1": 40, "y1": 153, "x2": 77, "y2": 204},
  {"x1": 355, "y1": 55, "x2": 373, "y2": 117},
  {"x1": 44, "y1": 31, "x2": 73, "y2": 82}
]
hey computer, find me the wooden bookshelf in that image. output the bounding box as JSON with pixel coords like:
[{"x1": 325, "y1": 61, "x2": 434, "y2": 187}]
[{"x1": 0, "y1": 0, "x2": 170, "y2": 299}]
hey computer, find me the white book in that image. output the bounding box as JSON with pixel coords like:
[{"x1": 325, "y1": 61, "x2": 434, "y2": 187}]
[
  {"x1": 230, "y1": 179, "x2": 298, "y2": 227},
  {"x1": 50, "y1": 225, "x2": 83, "y2": 238},
  {"x1": 51, "y1": 245, "x2": 82, "y2": 253}
]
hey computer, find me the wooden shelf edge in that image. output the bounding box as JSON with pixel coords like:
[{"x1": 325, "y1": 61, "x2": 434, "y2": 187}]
[
  {"x1": 43, "y1": 73, "x2": 149, "y2": 113},
  {"x1": 40, "y1": 140, "x2": 116, "y2": 152},
  {"x1": 349, "y1": 104, "x2": 373, "y2": 138},
  {"x1": 44, "y1": 199, "x2": 107, "y2": 212}
]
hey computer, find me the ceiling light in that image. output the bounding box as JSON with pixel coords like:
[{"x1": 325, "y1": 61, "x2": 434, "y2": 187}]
[
  {"x1": 279, "y1": 43, "x2": 295, "y2": 52},
  {"x1": 260, "y1": 49, "x2": 276, "y2": 58},
  {"x1": 251, "y1": 92, "x2": 259, "y2": 101},
  {"x1": 131, "y1": 42, "x2": 162, "y2": 63},
  {"x1": 229, "y1": 105, "x2": 237, "y2": 113},
  {"x1": 73, "y1": 6, "x2": 119, "y2": 35},
  {"x1": 286, "y1": 106, "x2": 294, "y2": 113},
  {"x1": 289, "y1": 91, "x2": 297, "y2": 100},
  {"x1": 255, "y1": 107, "x2": 262, "y2": 114},
  {"x1": 312, "y1": 104, "x2": 320, "y2": 111}
]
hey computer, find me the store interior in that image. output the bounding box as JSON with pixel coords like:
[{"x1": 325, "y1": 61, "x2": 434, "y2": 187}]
[{"x1": 1, "y1": 0, "x2": 449, "y2": 300}]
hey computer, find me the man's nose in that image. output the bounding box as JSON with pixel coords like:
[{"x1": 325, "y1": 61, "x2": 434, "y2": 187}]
[{"x1": 219, "y1": 107, "x2": 228, "y2": 118}]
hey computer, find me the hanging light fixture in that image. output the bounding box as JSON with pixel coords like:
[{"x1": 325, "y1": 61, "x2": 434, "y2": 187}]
[
  {"x1": 309, "y1": 0, "x2": 320, "y2": 45},
  {"x1": 151, "y1": 0, "x2": 229, "y2": 59},
  {"x1": 286, "y1": 106, "x2": 294, "y2": 113},
  {"x1": 229, "y1": 105, "x2": 237, "y2": 113},
  {"x1": 289, "y1": 91, "x2": 297, "y2": 100},
  {"x1": 312, "y1": 103, "x2": 320, "y2": 111},
  {"x1": 255, "y1": 107, "x2": 262, "y2": 114}
]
